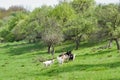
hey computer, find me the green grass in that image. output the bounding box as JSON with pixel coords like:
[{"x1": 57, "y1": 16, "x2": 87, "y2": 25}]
[{"x1": 0, "y1": 41, "x2": 120, "y2": 80}]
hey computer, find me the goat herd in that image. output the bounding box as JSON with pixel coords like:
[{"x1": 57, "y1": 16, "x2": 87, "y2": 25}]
[{"x1": 43, "y1": 51, "x2": 76, "y2": 67}]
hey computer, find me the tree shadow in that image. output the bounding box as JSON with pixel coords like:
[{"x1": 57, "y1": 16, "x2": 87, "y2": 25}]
[
  {"x1": 39, "y1": 61, "x2": 120, "y2": 76},
  {"x1": 55, "y1": 41, "x2": 103, "y2": 54},
  {"x1": 79, "y1": 41, "x2": 103, "y2": 49},
  {"x1": 108, "y1": 78, "x2": 120, "y2": 80},
  {"x1": 55, "y1": 44, "x2": 75, "y2": 53},
  {"x1": 77, "y1": 49, "x2": 115, "y2": 57},
  {"x1": 0, "y1": 43, "x2": 24, "y2": 49},
  {"x1": 6, "y1": 42, "x2": 45, "y2": 56}
]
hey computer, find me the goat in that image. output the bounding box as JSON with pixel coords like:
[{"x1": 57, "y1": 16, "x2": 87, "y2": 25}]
[
  {"x1": 57, "y1": 54, "x2": 69, "y2": 64},
  {"x1": 57, "y1": 51, "x2": 76, "y2": 64},
  {"x1": 64, "y1": 51, "x2": 75, "y2": 61},
  {"x1": 43, "y1": 59, "x2": 54, "y2": 67},
  {"x1": 57, "y1": 57, "x2": 64, "y2": 64}
]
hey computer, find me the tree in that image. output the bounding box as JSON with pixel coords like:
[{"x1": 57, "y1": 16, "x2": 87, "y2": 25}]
[
  {"x1": 11, "y1": 6, "x2": 52, "y2": 43},
  {"x1": 63, "y1": 0, "x2": 96, "y2": 50},
  {"x1": 0, "y1": 6, "x2": 27, "y2": 19},
  {"x1": 42, "y1": 17, "x2": 63, "y2": 55},
  {"x1": 71, "y1": 0, "x2": 95, "y2": 14},
  {"x1": 21, "y1": 6, "x2": 53, "y2": 43},
  {"x1": 50, "y1": 2, "x2": 76, "y2": 26},
  {"x1": 65, "y1": 15, "x2": 96, "y2": 49},
  {"x1": 7, "y1": 6, "x2": 27, "y2": 12},
  {"x1": 0, "y1": 11, "x2": 28, "y2": 42},
  {"x1": 11, "y1": 19, "x2": 27, "y2": 41},
  {"x1": 96, "y1": 4, "x2": 120, "y2": 51},
  {"x1": 0, "y1": 7, "x2": 7, "y2": 19}
]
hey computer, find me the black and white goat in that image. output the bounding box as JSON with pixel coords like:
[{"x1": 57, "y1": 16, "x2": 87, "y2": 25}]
[{"x1": 57, "y1": 51, "x2": 75, "y2": 64}]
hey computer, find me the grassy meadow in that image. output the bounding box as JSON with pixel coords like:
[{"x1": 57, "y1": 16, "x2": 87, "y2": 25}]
[{"x1": 0, "y1": 41, "x2": 120, "y2": 80}]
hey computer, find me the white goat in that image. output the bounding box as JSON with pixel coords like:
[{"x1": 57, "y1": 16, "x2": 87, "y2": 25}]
[
  {"x1": 43, "y1": 60, "x2": 54, "y2": 67},
  {"x1": 57, "y1": 57, "x2": 64, "y2": 64}
]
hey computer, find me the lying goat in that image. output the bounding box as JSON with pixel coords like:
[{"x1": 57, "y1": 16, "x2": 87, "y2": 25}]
[{"x1": 43, "y1": 59, "x2": 54, "y2": 67}]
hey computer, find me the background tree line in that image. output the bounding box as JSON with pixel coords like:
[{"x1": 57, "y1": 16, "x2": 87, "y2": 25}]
[{"x1": 0, "y1": 0, "x2": 120, "y2": 54}]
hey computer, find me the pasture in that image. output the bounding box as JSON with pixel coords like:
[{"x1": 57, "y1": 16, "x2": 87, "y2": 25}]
[{"x1": 0, "y1": 41, "x2": 120, "y2": 80}]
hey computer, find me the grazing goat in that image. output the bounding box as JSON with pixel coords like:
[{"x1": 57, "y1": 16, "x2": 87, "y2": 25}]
[
  {"x1": 57, "y1": 51, "x2": 75, "y2": 64},
  {"x1": 57, "y1": 57, "x2": 64, "y2": 64},
  {"x1": 43, "y1": 59, "x2": 54, "y2": 67},
  {"x1": 57, "y1": 54, "x2": 69, "y2": 64},
  {"x1": 65, "y1": 51, "x2": 75, "y2": 61}
]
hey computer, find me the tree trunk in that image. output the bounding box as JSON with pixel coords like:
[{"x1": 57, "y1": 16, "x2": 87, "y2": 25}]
[
  {"x1": 75, "y1": 40, "x2": 80, "y2": 50},
  {"x1": 107, "y1": 39, "x2": 113, "y2": 48},
  {"x1": 51, "y1": 46, "x2": 55, "y2": 55},
  {"x1": 48, "y1": 45, "x2": 51, "y2": 54},
  {"x1": 114, "y1": 38, "x2": 120, "y2": 52},
  {"x1": 75, "y1": 35, "x2": 82, "y2": 50}
]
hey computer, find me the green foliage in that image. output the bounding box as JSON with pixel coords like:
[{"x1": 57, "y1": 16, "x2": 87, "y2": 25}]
[
  {"x1": 5, "y1": 33, "x2": 15, "y2": 42},
  {"x1": 96, "y1": 4, "x2": 120, "y2": 39},
  {"x1": 50, "y1": 2, "x2": 76, "y2": 25},
  {"x1": 11, "y1": 19, "x2": 27, "y2": 41},
  {"x1": 0, "y1": 1, "x2": 120, "y2": 50},
  {"x1": 16, "y1": 6, "x2": 53, "y2": 43},
  {"x1": 71, "y1": 0, "x2": 95, "y2": 14},
  {"x1": 0, "y1": 11, "x2": 28, "y2": 42},
  {"x1": 63, "y1": 0, "x2": 96, "y2": 49},
  {"x1": 42, "y1": 17, "x2": 63, "y2": 45}
]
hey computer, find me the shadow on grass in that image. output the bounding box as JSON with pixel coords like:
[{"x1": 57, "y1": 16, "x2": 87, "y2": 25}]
[
  {"x1": 55, "y1": 41, "x2": 104, "y2": 54},
  {"x1": 39, "y1": 61, "x2": 120, "y2": 76},
  {"x1": 108, "y1": 78, "x2": 120, "y2": 80},
  {"x1": 77, "y1": 49, "x2": 115, "y2": 57},
  {"x1": 80, "y1": 42, "x2": 99, "y2": 48},
  {"x1": 6, "y1": 42, "x2": 45, "y2": 56},
  {"x1": 55, "y1": 44, "x2": 75, "y2": 53},
  {"x1": 0, "y1": 42, "x2": 26, "y2": 48}
]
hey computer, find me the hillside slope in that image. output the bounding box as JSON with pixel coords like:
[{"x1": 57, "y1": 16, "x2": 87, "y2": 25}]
[{"x1": 0, "y1": 41, "x2": 120, "y2": 80}]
